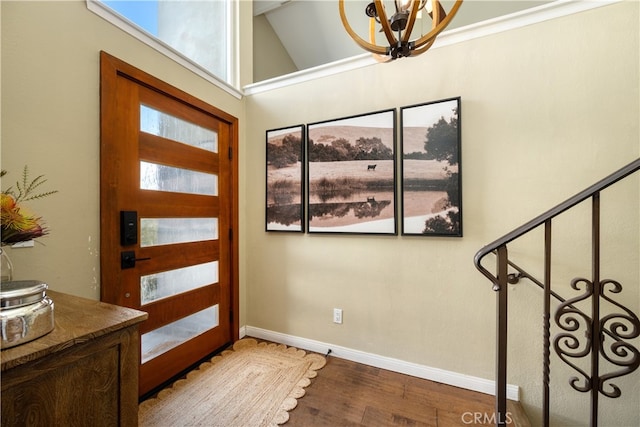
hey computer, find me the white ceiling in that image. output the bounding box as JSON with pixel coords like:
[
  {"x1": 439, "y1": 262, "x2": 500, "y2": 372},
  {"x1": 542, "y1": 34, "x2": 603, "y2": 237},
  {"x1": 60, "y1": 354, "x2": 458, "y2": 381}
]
[{"x1": 254, "y1": 0, "x2": 550, "y2": 71}]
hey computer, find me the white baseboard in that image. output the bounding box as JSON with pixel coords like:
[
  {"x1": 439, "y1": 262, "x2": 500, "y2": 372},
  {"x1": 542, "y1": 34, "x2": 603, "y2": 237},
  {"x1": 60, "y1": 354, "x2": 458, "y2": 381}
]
[{"x1": 243, "y1": 326, "x2": 520, "y2": 401}]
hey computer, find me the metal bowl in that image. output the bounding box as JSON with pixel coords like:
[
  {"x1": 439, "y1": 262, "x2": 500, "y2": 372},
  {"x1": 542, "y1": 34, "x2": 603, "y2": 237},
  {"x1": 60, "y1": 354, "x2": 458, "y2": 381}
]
[{"x1": 1, "y1": 281, "x2": 54, "y2": 349}]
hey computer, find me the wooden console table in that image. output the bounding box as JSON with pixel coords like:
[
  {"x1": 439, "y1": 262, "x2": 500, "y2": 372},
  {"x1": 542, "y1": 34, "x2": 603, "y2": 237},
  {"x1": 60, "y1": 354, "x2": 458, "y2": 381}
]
[{"x1": 1, "y1": 290, "x2": 147, "y2": 426}]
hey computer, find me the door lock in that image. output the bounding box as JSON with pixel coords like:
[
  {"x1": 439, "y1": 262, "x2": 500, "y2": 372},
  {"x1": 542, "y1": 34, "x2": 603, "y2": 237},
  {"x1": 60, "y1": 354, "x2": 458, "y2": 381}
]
[
  {"x1": 120, "y1": 211, "x2": 138, "y2": 246},
  {"x1": 121, "y1": 251, "x2": 151, "y2": 269}
]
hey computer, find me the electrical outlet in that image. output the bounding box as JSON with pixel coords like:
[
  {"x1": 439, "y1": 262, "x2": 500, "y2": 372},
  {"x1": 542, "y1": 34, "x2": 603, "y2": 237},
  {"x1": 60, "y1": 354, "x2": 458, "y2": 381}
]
[{"x1": 333, "y1": 308, "x2": 343, "y2": 324}]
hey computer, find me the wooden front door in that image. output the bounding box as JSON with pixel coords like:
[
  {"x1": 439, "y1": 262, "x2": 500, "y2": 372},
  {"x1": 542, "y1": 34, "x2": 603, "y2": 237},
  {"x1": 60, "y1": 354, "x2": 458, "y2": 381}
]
[{"x1": 99, "y1": 52, "x2": 239, "y2": 396}]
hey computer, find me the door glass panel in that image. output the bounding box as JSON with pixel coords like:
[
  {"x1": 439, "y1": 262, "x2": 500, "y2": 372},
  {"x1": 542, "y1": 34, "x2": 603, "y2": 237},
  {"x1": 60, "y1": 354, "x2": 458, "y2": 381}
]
[
  {"x1": 141, "y1": 261, "x2": 219, "y2": 305},
  {"x1": 141, "y1": 305, "x2": 219, "y2": 364},
  {"x1": 140, "y1": 105, "x2": 218, "y2": 152},
  {"x1": 140, "y1": 217, "x2": 218, "y2": 247},
  {"x1": 140, "y1": 161, "x2": 218, "y2": 196}
]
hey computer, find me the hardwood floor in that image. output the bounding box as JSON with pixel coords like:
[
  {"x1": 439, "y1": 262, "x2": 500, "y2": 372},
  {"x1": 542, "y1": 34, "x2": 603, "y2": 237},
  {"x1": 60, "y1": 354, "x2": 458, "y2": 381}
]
[
  {"x1": 285, "y1": 354, "x2": 528, "y2": 427},
  {"x1": 143, "y1": 337, "x2": 528, "y2": 426}
]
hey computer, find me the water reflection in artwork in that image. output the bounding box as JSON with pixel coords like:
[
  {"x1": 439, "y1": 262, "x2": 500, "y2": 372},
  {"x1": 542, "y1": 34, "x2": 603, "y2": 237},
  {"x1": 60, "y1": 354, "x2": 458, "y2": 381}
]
[
  {"x1": 401, "y1": 97, "x2": 462, "y2": 236},
  {"x1": 307, "y1": 109, "x2": 397, "y2": 235},
  {"x1": 266, "y1": 125, "x2": 305, "y2": 232}
]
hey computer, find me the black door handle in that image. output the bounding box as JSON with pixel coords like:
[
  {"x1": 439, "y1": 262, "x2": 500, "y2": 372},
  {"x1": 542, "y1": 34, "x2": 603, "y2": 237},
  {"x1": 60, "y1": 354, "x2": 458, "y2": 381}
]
[{"x1": 121, "y1": 251, "x2": 151, "y2": 269}]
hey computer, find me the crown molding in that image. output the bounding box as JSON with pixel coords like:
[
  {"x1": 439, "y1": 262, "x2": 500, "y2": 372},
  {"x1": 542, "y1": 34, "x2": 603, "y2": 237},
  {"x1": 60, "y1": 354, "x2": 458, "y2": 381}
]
[{"x1": 244, "y1": 0, "x2": 621, "y2": 96}]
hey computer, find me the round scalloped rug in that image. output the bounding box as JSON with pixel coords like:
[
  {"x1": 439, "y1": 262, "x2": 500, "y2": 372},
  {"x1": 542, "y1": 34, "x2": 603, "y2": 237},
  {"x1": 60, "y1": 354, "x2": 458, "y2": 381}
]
[{"x1": 139, "y1": 338, "x2": 326, "y2": 426}]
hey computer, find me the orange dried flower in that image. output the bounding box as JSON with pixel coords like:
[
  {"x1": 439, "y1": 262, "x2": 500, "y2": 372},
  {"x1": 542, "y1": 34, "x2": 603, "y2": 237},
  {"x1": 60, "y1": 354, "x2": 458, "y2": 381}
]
[{"x1": 1, "y1": 167, "x2": 57, "y2": 245}]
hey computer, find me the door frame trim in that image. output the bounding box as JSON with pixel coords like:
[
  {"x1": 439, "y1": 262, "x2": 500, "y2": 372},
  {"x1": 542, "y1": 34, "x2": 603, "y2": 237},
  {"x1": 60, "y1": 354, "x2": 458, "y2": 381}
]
[{"x1": 99, "y1": 50, "x2": 239, "y2": 342}]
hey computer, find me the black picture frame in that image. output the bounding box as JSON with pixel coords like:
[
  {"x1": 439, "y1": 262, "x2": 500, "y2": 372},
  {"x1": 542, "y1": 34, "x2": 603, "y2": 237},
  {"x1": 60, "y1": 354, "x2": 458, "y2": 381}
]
[
  {"x1": 307, "y1": 109, "x2": 397, "y2": 235},
  {"x1": 400, "y1": 97, "x2": 462, "y2": 237},
  {"x1": 265, "y1": 124, "x2": 305, "y2": 232}
]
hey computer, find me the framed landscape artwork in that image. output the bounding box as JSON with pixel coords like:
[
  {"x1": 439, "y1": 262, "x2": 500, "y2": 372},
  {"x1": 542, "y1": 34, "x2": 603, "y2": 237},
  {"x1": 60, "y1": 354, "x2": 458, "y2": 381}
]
[
  {"x1": 265, "y1": 124, "x2": 305, "y2": 232},
  {"x1": 307, "y1": 109, "x2": 397, "y2": 235},
  {"x1": 400, "y1": 97, "x2": 462, "y2": 236}
]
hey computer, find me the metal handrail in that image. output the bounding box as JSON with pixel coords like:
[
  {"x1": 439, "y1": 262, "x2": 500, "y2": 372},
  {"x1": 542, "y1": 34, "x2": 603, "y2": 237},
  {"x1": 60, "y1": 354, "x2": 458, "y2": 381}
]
[
  {"x1": 473, "y1": 157, "x2": 640, "y2": 427},
  {"x1": 474, "y1": 158, "x2": 640, "y2": 289}
]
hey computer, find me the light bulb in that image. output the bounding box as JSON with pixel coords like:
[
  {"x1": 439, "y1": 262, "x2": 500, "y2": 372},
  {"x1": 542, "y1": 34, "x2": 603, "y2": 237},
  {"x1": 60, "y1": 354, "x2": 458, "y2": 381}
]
[{"x1": 395, "y1": 0, "x2": 412, "y2": 12}]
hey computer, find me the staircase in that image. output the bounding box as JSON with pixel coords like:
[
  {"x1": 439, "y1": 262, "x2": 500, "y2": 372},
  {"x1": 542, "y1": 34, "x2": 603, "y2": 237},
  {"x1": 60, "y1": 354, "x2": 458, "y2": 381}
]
[{"x1": 474, "y1": 159, "x2": 640, "y2": 427}]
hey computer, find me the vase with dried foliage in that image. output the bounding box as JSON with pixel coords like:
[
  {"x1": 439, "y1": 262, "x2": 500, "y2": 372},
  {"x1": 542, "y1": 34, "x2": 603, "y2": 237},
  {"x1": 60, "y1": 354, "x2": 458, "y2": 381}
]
[{"x1": 1, "y1": 166, "x2": 58, "y2": 282}]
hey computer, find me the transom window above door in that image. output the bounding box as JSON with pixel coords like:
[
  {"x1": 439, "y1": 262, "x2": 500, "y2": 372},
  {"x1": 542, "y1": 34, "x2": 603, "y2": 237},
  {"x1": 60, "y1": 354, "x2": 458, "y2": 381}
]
[{"x1": 87, "y1": 0, "x2": 239, "y2": 97}]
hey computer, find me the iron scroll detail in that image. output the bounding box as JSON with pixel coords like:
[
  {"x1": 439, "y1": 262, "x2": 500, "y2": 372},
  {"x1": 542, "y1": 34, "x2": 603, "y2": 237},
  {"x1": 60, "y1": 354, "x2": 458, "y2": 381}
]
[
  {"x1": 598, "y1": 279, "x2": 640, "y2": 398},
  {"x1": 553, "y1": 277, "x2": 640, "y2": 398},
  {"x1": 553, "y1": 278, "x2": 594, "y2": 393}
]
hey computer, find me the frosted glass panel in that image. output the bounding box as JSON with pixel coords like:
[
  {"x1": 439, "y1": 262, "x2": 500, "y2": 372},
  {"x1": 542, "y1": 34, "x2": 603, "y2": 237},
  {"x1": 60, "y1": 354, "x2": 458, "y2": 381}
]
[
  {"x1": 141, "y1": 217, "x2": 218, "y2": 247},
  {"x1": 140, "y1": 161, "x2": 218, "y2": 196},
  {"x1": 141, "y1": 305, "x2": 219, "y2": 364},
  {"x1": 140, "y1": 105, "x2": 218, "y2": 152},
  {"x1": 141, "y1": 261, "x2": 219, "y2": 305}
]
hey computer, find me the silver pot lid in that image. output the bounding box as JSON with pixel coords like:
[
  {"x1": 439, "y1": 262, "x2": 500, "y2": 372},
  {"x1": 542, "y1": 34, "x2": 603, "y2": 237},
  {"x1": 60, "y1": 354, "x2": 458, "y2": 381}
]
[{"x1": 0, "y1": 280, "x2": 48, "y2": 309}]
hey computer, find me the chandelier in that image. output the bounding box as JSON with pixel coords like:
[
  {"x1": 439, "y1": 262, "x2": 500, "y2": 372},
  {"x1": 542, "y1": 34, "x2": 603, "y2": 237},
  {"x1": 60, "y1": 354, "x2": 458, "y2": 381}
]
[{"x1": 339, "y1": 0, "x2": 463, "y2": 60}]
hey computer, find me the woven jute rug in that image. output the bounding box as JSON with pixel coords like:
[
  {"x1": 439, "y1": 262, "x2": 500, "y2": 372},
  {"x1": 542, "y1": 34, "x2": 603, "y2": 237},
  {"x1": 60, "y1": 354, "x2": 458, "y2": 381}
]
[{"x1": 139, "y1": 338, "x2": 326, "y2": 426}]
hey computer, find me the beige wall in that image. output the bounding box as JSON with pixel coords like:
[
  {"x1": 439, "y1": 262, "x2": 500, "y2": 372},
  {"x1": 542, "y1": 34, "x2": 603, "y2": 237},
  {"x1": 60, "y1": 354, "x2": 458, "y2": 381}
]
[
  {"x1": 253, "y1": 14, "x2": 297, "y2": 82},
  {"x1": 0, "y1": 0, "x2": 248, "y2": 302},
  {"x1": 245, "y1": 2, "x2": 639, "y2": 425},
  {"x1": 2, "y1": 0, "x2": 639, "y2": 425}
]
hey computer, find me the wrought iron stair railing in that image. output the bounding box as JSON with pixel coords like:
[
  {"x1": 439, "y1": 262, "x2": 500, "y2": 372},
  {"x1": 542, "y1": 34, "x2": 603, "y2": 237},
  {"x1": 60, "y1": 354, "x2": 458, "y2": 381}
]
[{"x1": 474, "y1": 158, "x2": 640, "y2": 427}]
